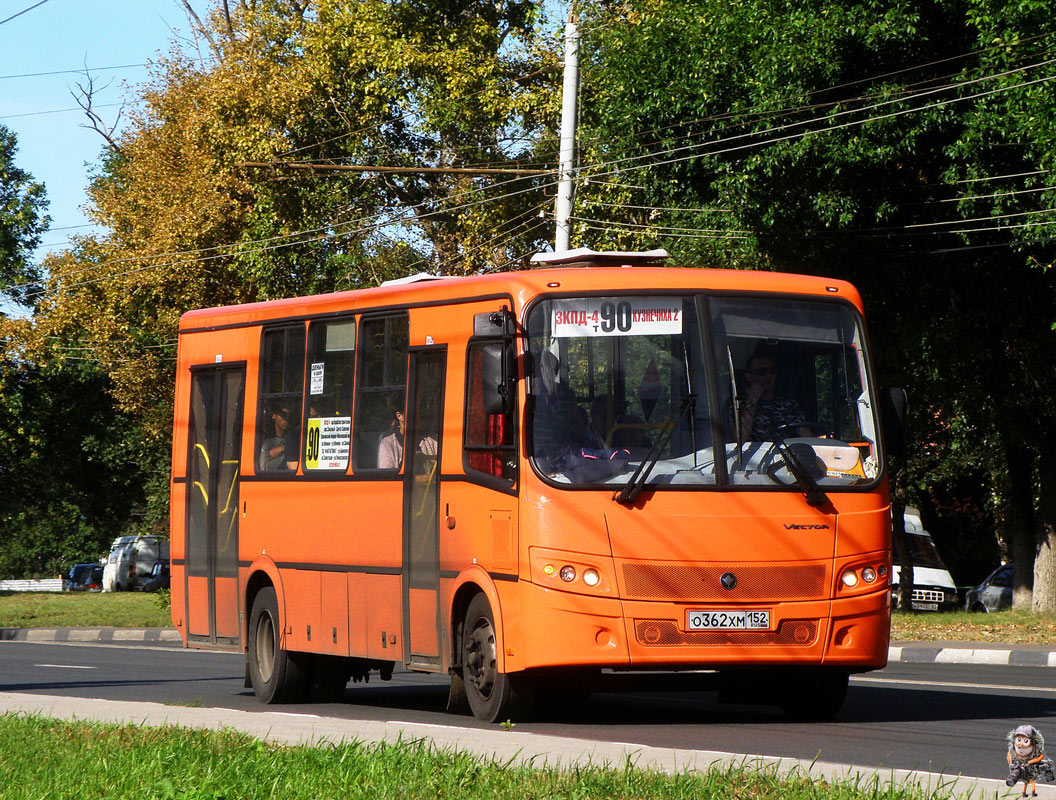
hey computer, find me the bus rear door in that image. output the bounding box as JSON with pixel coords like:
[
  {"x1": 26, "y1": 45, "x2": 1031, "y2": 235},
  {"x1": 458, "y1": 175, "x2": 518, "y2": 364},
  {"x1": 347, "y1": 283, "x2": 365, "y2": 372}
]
[{"x1": 184, "y1": 364, "x2": 245, "y2": 648}]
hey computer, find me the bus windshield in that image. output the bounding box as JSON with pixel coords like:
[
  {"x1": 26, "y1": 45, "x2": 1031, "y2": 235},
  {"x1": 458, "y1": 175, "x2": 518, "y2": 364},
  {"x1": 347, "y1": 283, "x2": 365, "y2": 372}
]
[{"x1": 526, "y1": 293, "x2": 881, "y2": 491}]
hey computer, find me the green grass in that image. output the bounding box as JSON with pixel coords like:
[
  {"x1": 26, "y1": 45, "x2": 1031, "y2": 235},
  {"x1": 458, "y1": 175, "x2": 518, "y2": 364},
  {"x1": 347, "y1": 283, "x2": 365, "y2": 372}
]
[
  {"x1": 891, "y1": 608, "x2": 1056, "y2": 644},
  {"x1": 0, "y1": 591, "x2": 171, "y2": 629},
  {"x1": 0, "y1": 714, "x2": 964, "y2": 800}
]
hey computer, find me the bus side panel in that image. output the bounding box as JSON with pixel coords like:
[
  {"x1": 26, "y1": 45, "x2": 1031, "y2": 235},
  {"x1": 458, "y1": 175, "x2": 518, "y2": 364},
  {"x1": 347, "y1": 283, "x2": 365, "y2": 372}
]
[
  {"x1": 347, "y1": 572, "x2": 367, "y2": 656},
  {"x1": 320, "y1": 572, "x2": 349, "y2": 656},
  {"x1": 364, "y1": 573, "x2": 403, "y2": 661},
  {"x1": 281, "y1": 569, "x2": 320, "y2": 652},
  {"x1": 170, "y1": 482, "x2": 187, "y2": 638}
]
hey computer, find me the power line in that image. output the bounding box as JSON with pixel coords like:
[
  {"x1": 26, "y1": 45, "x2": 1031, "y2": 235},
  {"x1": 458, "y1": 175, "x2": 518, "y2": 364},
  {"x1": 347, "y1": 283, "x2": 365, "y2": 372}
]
[
  {"x1": 0, "y1": 103, "x2": 122, "y2": 121},
  {"x1": 0, "y1": 0, "x2": 50, "y2": 27},
  {"x1": 0, "y1": 63, "x2": 145, "y2": 80}
]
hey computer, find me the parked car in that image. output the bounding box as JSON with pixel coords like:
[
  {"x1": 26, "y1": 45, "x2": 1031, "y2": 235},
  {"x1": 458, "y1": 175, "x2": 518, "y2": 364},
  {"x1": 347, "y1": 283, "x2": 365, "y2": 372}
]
[
  {"x1": 965, "y1": 563, "x2": 1013, "y2": 613},
  {"x1": 891, "y1": 508, "x2": 959, "y2": 612},
  {"x1": 140, "y1": 561, "x2": 170, "y2": 592},
  {"x1": 63, "y1": 563, "x2": 104, "y2": 592},
  {"x1": 102, "y1": 535, "x2": 169, "y2": 591}
]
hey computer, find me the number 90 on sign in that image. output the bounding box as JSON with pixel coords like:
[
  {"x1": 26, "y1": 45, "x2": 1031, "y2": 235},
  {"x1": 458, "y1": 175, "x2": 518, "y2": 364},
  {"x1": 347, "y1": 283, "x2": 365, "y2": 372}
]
[{"x1": 686, "y1": 610, "x2": 770, "y2": 631}]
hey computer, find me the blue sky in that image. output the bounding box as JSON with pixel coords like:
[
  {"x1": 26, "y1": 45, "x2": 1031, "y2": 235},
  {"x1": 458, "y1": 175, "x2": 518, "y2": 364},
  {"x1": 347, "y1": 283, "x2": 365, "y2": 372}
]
[{"x1": 1, "y1": 0, "x2": 205, "y2": 263}]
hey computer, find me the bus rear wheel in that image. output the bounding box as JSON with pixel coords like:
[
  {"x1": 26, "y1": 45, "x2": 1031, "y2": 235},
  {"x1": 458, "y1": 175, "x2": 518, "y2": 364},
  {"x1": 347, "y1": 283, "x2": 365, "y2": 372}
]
[
  {"x1": 248, "y1": 586, "x2": 307, "y2": 703},
  {"x1": 462, "y1": 593, "x2": 533, "y2": 722}
]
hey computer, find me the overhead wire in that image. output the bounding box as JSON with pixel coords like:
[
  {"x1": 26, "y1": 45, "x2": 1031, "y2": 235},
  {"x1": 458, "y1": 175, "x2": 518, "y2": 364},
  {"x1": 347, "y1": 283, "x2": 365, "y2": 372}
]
[{"x1": 13, "y1": 23, "x2": 1056, "y2": 302}]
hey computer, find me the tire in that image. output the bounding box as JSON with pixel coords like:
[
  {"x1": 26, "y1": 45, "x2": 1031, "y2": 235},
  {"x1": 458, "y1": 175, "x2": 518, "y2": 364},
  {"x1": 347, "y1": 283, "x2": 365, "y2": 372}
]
[
  {"x1": 778, "y1": 669, "x2": 849, "y2": 720},
  {"x1": 461, "y1": 593, "x2": 534, "y2": 722},
  {"x1": 247, "y1": 586, "x2": 308, "y2": 704}
]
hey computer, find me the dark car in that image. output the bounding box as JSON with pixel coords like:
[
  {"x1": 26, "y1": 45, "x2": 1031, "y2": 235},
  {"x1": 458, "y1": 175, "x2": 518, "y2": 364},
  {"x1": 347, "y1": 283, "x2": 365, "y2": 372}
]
[
  {"x1": 140, "y1": 561, "x2": 170, "y2": 592},
  {"x1": 965, "y1": 563, "x2": 1013, "y2": 612},
  {"x1": 63, "y1": 563, "x2": 104, "y2": 592}
]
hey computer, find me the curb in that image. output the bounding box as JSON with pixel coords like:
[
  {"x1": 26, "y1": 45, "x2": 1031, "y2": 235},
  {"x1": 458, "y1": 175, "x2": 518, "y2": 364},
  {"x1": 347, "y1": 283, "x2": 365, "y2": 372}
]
[
  {"x1": 889, "y1": 641, "x2": 1056, "y2": 668},
  {"x1": 0, "y1": 627, "x2": 181, "y2": 644}
]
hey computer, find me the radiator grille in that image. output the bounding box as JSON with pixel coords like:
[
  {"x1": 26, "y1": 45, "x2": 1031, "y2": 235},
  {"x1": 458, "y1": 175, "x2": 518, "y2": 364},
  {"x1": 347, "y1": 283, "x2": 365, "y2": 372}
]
[
  {"x1": 621, "y1": 563, "x2": 827, "y2": 601},
  {"x1": 635, "y1": 618, "x2": 818, "y2": 647},
  {"x1": 912, "y1": 588, "x2": 945, "y2": 603}
]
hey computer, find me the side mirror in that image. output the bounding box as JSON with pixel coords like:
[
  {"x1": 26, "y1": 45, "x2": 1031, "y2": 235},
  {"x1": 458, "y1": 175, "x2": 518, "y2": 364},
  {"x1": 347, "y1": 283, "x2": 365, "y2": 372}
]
[
  {"x1": 474, "y1": 306, "x2": 517, "y2": 415},
  {"x1": 881, "y1": 387, "x2": 907, "y2": 457}
]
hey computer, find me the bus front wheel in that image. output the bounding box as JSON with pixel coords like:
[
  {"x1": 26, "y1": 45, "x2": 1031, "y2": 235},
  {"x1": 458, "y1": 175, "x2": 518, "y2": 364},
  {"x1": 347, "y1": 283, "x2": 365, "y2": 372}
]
[
  {"x1": 462, "y1": 593, "x2": 533, "y2": 722},
  {"x1": 248, "y1": 586, "x2": 307, "y2": 704}
]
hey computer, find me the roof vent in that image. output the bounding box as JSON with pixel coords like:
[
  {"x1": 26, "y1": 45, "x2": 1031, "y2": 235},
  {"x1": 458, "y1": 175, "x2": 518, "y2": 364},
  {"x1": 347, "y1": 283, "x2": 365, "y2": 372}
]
[
  {"x1": 380, "y1": 272, "x2": 452, "y2": 287},
  {"x1": 529, "y1": 248, "x2": 670, "y2": 269}
]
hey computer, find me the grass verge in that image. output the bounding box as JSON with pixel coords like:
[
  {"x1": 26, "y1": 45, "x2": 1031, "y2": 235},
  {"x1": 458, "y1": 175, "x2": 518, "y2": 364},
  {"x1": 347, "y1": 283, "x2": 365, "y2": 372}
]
[
  {"x1": 0, "y1": 591, "x2": 171, "y2": 629},
  {"x1": 890, "y1": 608, "x2": 1056, "y2": 643},
  {"x1": 0, "y1": 714, "x2": 965, "y2": 800}
]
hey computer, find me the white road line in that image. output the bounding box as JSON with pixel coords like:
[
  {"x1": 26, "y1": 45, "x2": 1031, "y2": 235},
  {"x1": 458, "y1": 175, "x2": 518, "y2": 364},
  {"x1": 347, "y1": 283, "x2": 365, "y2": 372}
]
[
  {"x1": 853, "y1": 675, "x2": 1056, "y2": 693},
  {"x1": 34, "y1": 664, "x2": 97, "y2": 670}
]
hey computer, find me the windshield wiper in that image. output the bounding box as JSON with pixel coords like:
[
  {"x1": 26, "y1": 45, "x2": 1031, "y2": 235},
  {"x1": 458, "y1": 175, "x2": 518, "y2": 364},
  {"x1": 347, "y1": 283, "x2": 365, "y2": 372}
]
[
  {"x1": 615, "y1": 394, "x2": 696, "y2": 506},
  {"x1": 769, "y1": 431, "x2": 830, "y2": 508}
]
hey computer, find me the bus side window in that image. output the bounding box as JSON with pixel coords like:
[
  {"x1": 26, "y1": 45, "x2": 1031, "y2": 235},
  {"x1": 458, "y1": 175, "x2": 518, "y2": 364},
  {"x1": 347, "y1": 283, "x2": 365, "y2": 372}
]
[
  {"x1": 353, "y1": 315, "x2": 408, "y2": 471},
  {"x1": 304, "y1": 318, "x2": 356, "y2": 472},
  {"x1": 257, "y1": 325, "x2": 306, "y2": 474},
  {"x1": 464, "y1": 341, "x2": 516, "y2": 485}
]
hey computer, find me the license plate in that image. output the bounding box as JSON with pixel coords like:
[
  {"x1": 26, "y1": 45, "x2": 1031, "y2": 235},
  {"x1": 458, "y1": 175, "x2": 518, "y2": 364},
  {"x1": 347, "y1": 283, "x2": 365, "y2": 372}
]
[
  {"x1": 686, "y1": 609, "x2": 770, "y2": 630},
  {"x1": 911, "y1": 601, "x2": 938, "y2": 611}
]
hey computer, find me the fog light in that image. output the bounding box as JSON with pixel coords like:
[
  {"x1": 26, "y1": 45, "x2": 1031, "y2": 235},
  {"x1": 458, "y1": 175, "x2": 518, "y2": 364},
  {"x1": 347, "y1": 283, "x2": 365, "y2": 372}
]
[
  {"x1": 542, "y1": 564, "x2": 556, "y2": 576},
  {"x1": 841, "y1": 570, "x2": 859, "y2": 588},
  {"x1": 878, "y1": 565, "x2": 888, "y2": 578},
  {"x1": 862, "y1": 567, "x2": 877, "y2": 583},
  {"x1": 583, "y1": 568, "x2": 600, "y2": 587},
  {"x1": 559, "y1": 565, "x2": 576, "y2": 582}
]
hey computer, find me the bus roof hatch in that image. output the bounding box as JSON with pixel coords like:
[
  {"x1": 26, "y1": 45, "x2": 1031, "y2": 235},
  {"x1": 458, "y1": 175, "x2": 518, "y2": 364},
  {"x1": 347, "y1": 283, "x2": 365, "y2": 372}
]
[{"x1": 529, "y1": 248, "x2": 670, "y2": 268}]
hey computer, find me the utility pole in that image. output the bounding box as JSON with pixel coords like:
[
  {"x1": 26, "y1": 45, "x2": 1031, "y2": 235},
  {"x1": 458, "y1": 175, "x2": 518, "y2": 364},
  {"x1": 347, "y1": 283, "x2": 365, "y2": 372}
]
[{"x1": 554, "y1": 9, "x2": 580, "y2": 253}]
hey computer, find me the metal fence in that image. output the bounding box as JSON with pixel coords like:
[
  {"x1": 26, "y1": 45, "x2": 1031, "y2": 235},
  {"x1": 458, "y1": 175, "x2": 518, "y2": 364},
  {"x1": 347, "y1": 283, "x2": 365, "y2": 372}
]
[{"x1": 0, "y1": 579, "x2": 63, "y2": 592}]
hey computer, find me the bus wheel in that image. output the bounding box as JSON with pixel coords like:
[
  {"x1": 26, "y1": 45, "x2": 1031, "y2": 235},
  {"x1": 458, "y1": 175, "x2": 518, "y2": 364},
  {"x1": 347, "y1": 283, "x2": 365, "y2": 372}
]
[
  {"x1": 462, "y1": 593, "x2": 532, "y2": 722},
  {"x1": 778, "y1": 669, "x2": 849, "y2": 720},
  {"x1": 248, "y1": 586, "x2": 307, "y2": 704}
]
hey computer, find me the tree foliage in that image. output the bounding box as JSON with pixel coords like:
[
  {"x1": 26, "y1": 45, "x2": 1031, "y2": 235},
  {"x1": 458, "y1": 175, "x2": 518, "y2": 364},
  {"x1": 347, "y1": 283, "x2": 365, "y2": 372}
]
[{"x1": 0, "y1": 125, "x2": 49, "y2": 309}]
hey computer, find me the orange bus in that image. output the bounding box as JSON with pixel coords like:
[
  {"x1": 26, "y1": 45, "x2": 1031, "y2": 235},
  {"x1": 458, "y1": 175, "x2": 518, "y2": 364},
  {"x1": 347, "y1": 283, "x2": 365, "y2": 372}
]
[{"x1": 170, "y1": 249, "x2": 894, "y2": 721}]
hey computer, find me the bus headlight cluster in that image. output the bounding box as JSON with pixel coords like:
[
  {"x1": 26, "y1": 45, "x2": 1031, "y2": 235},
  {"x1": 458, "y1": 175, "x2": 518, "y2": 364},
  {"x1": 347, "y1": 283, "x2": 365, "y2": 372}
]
[
  {"x1": 533, "y1": 549, "x2": 611, "y2": 596},
  {"x1": 839, "y1": 562, "x2": 888, "y2": 591}
]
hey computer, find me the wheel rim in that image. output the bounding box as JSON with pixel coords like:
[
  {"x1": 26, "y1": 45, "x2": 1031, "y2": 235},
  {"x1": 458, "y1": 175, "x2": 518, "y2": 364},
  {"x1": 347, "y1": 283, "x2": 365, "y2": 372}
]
[
  {"x1": 254, "y1": 611, "x2": 276, "y2": 683},
  {"x1": 465, "y1": 615, "x2": 497, "y2": 701}
]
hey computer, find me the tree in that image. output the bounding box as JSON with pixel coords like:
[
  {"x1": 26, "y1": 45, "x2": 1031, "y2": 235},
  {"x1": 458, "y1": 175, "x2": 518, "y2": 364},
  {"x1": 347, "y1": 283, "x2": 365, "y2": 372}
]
[
  {"x1": 577, "y1": 0, "x2": 1056, "y2": 609},
  {"x1": 18, "y1": 0, "x2": 559, "y2": 532},
  {"x1": 0, "y1": 125, "x2": 49, "y2": 309}
]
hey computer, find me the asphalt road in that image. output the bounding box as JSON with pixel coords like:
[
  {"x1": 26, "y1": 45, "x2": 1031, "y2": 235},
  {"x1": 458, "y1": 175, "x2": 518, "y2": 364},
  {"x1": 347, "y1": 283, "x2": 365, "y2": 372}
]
[{"x1": 2, "y1": 639, "x2": 1053, "y2": 783}]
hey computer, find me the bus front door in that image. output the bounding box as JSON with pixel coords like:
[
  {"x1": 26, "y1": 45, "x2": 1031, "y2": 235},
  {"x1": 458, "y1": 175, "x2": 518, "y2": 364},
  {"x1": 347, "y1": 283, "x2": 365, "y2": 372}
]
[
  {"x1": 403, "y1": 348, "x2": 445, "y2": 670},
  {"x1": 185, "y1": 365, "x2": 245, "y2": 648}
]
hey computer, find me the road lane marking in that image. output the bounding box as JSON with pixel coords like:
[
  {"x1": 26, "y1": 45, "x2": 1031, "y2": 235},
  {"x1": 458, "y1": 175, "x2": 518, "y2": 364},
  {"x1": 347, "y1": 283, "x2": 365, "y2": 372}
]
[
  {"x1": 34, "y1": 664, "x2": 97, "y2": 670},
  {"x1": 852, "y1": 675, "x2": 1056, "y2": 693}
]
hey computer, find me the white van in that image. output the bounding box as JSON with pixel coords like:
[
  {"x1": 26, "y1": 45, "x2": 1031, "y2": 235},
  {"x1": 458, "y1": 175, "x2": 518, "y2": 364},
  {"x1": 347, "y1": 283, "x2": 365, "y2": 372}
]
[
  {"x1": 891, "y1": 508, "x2": 958, "y2": 611},
  {"x1": 102, "y1": 535, "x2": 168, "y2": 591}
]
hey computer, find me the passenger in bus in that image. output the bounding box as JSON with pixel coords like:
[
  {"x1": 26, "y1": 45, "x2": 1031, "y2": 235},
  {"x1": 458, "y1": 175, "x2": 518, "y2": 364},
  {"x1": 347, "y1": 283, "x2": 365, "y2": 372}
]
[
  {"x1": 259, "y1": 404, "x2": 299, "y2": 471},
  {"x1": 738, "y1": 346, "x2": 811, "y2": 440},
  {"x1": 378, "y1": 404, "x2": 438, "y2": 470}
]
